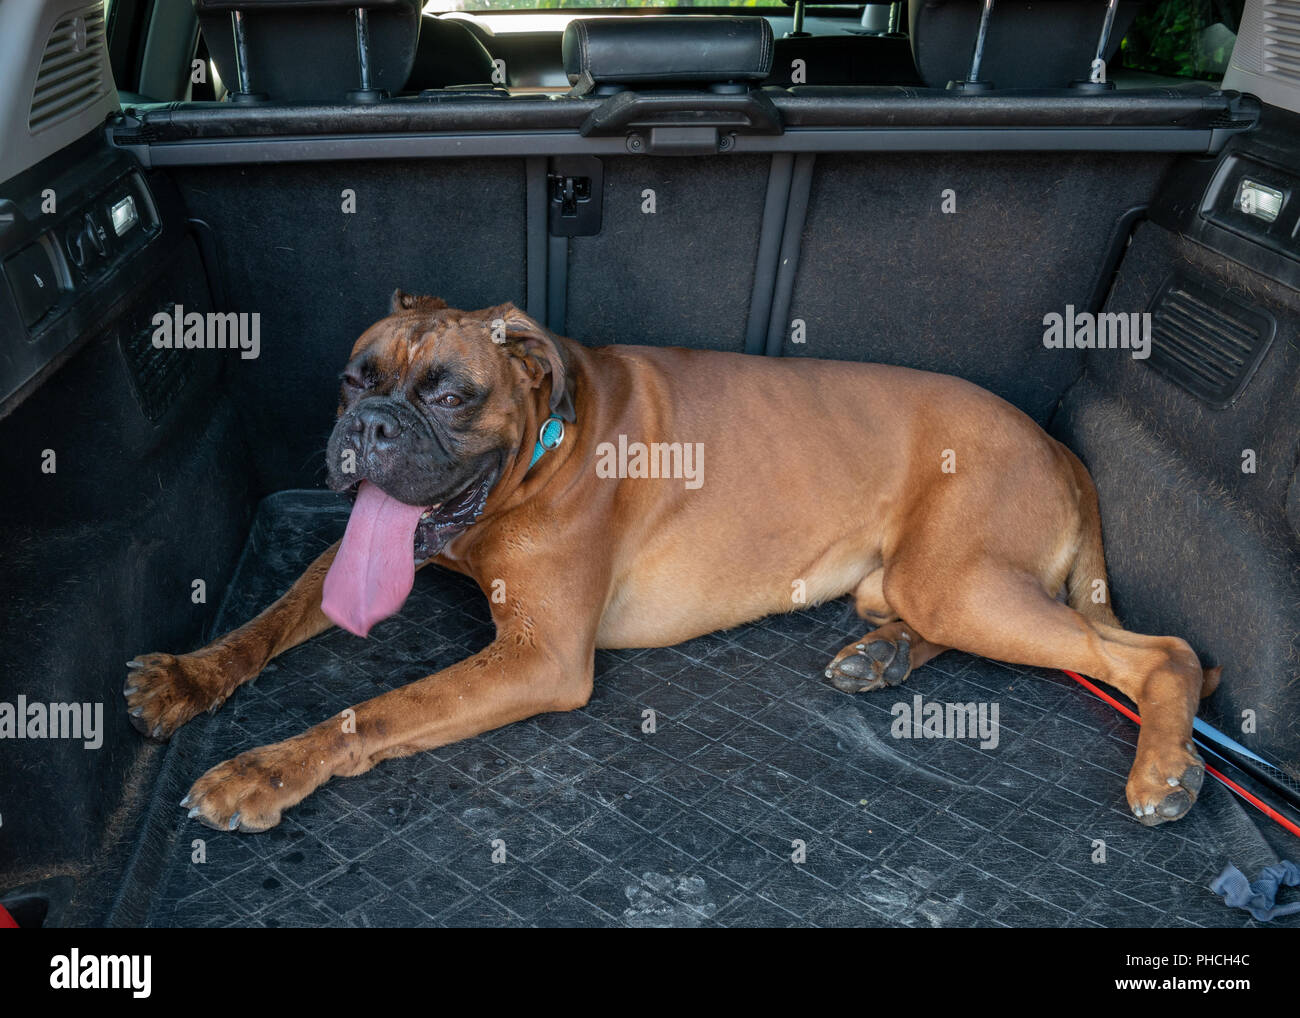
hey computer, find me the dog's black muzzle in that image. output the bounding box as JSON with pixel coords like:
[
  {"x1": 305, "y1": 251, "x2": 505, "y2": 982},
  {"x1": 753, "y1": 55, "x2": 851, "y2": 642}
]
[{"x1": 326, "y1": 396, "x2": 452, "y2": 506}]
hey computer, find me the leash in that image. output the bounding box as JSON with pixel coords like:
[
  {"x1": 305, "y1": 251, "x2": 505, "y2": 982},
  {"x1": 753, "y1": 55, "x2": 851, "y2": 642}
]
[
  {"x1": 528, "y1": 414, "x2": 566, "y2": 470},
  {"x1": 1062, "y1": 669, "x2": 1300, "y2": 840},
  {"x1": 1190, "y1": 717, "x2": 1300, "y2": 812}
]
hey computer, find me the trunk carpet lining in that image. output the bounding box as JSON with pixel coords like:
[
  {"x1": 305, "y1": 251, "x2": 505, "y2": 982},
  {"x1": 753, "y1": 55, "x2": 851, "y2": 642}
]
[{"x1": 111, "y1": 491, "x2": 1296, "y2": 928}]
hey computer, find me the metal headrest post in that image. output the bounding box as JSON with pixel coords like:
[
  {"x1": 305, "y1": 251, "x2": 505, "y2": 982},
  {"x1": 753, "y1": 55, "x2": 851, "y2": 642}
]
[
  {"x1": 227, "y1": 10, "x2": 267, "y2": 103},
  {"x1": 948, "y1": 0, "x2": 996, "y2": 92},
  {"x1": 1073, "y1": 0, "x2": 1120, "y2": 90},
  {"x1": 786, "y1": 0, "x2": 810, "y2": 40},
  {"x1": 347, "y1": 7, "x2": 386, "y2": 102}
]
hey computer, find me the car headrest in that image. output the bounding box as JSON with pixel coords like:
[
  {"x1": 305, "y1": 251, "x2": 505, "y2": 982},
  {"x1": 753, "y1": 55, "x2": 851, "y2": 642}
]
[
  {"x1": 562, "y1": 16, "x2": 774, "y2": 96},
  {"x1": 194, "y1": 0, "x2": 422, "y2": 102},
  {"x1": 908, "y1": 0, "x2": 1141, "y2": 90}
]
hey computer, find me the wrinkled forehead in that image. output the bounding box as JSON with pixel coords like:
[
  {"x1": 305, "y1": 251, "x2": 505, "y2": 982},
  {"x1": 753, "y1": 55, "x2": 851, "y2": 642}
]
[{"x1": 347, "y1": 311, "x2": 503, "y2": 384}]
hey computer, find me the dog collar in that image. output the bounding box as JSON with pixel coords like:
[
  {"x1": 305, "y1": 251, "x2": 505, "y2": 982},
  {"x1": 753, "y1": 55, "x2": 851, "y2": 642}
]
[{"x1": 528, "y1": 415, "x2": 566, "y2": 470}]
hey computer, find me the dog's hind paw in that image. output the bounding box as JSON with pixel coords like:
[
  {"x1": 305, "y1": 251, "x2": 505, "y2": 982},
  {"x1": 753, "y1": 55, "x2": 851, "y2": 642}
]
[
  {"x1": 1127, "y1": 741, "x2": 1205, "y2": 825},
  {"x1": 823, "y1": 632, "x2": 912, "y2": 694}
]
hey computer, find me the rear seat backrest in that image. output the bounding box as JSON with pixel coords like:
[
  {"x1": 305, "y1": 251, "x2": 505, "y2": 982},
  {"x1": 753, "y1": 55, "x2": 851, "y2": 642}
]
[
  {"x1": 406, "y1": 15, "x2": 499, "y2": 90},
  {"x1": 768, "y1": 34, "x2": 923, "y2": 87},
  {"x1": 765, "y1": 0, "x2": 921, "y2": 87},
  {"x1": 194, "y1": 0, "x2": 422, "y2": 101},
  {"x1": 909, "y1": 0, "x2": 1141, "y2": 89},
  {"x1": 554, "y1": 16, "x2": 777, "y2": 350}
]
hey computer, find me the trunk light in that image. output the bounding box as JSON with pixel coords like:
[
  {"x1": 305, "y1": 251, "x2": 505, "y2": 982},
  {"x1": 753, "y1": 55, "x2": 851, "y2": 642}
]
[{"x1": 1234, "y1": 179, "x2": 1283, "y2": 223}]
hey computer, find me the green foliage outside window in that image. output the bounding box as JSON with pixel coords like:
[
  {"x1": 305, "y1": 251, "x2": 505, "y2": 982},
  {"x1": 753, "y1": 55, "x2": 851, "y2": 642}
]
[{"x1": 1120, "y1": 0, "x2": 1244, "y2": 80}]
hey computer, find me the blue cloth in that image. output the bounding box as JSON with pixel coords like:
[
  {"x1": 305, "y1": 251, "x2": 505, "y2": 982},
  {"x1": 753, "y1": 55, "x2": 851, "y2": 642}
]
[{"x1": 1211, "y1": 861, "x2": 1300, "y2": 922}]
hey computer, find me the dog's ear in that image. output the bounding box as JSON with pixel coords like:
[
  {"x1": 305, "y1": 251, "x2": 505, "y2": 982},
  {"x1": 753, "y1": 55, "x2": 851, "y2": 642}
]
[
  {"x1": 390, "y1": 290, "x2": 448, "y2": 314},
  {"x1": 496, "y1": 304, "x2": 576, "y2": 423}
]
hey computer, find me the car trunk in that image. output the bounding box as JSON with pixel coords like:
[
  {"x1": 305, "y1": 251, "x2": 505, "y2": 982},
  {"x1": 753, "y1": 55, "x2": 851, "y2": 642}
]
[{"x1": 1, "y1": 2, "x2": 1297, "y2": 928}]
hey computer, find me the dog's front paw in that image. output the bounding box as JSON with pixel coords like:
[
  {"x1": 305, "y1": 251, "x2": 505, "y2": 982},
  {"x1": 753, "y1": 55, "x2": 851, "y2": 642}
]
[
  {"x1": 124, "y1": 652, "x2": 227, "y2": 741},
  {"x1": 183, "y1": 738, "x2": 326, "y2": 833},
  {"x1": 1127, "y1": 740, "x2": 1205, "y2": 825}
]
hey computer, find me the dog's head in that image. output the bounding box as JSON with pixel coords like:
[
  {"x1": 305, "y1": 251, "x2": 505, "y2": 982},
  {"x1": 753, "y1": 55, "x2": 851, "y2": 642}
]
[{"x1": 325, "y1": 291, "x2": 574, "y2": 563}]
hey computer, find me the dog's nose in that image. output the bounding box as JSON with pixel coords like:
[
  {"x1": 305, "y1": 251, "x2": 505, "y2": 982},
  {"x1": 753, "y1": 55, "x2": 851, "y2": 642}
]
[{"x1": 353, "y1": 404, "x2": 402, "y2": 454}]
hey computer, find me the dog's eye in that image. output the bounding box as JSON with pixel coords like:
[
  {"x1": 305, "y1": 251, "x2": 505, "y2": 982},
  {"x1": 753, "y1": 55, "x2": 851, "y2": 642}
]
[
  {"x1": 436, "y1": 393, "x2": 462, "y2": 408},
  {"x1": 342, "y1": 372, "x2": 369, "y2": 392}
]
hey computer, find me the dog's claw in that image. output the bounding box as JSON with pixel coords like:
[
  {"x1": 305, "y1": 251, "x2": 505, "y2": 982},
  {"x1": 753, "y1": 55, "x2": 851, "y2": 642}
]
[
  {"x1": 188, "y1": 806, "x2": 200, "y2": 818},
  {"x1": 228, "y1": 813, "x2": 241, "y2": 831},
  {"x1": 126, "y1": 660, "x2": 143, "y2": 669}
]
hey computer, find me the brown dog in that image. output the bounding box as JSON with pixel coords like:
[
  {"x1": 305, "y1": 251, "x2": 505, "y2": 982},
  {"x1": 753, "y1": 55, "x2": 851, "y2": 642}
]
[{"x1": 124, "y1": 292, "x2": 1217, "y2": 833}]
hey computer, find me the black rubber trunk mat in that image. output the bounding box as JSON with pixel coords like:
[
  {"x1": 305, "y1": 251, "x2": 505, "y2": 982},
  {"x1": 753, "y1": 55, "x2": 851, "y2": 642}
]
[{"x1": 109, "y1": 492, "x2": 1298, "y2": 928}]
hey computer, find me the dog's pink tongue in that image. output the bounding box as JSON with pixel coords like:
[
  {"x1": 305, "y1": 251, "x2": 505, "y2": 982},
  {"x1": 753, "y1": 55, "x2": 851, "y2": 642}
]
[{"x1": 322, "y1": 481, "x2": 426, "y2": 637}]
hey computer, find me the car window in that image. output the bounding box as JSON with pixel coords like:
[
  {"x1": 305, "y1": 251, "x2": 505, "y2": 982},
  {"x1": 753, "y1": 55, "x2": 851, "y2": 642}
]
[
  {"x1": 1120, "y1": 0, "x2": 1244, "y2": 81},
  {"x1": 424, "y1": 0, "x2": 786, "y2": 9}
]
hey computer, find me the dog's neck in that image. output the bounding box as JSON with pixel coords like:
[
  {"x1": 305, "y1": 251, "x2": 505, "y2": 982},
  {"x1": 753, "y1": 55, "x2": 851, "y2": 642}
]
[{"x1": 472, "y1": 370, "x2": 581, "y2": 534}]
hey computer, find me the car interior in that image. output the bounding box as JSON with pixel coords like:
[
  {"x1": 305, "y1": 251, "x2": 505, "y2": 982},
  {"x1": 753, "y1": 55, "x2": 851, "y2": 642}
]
[{"x1": 0, "y1": 0, "x2": 1297, "y2": 929}]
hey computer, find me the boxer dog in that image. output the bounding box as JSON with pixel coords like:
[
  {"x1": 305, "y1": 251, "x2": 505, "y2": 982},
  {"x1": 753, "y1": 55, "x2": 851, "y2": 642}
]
[{"x1": 124, "y1": 292, "x2": 1218, "y2": 833}]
